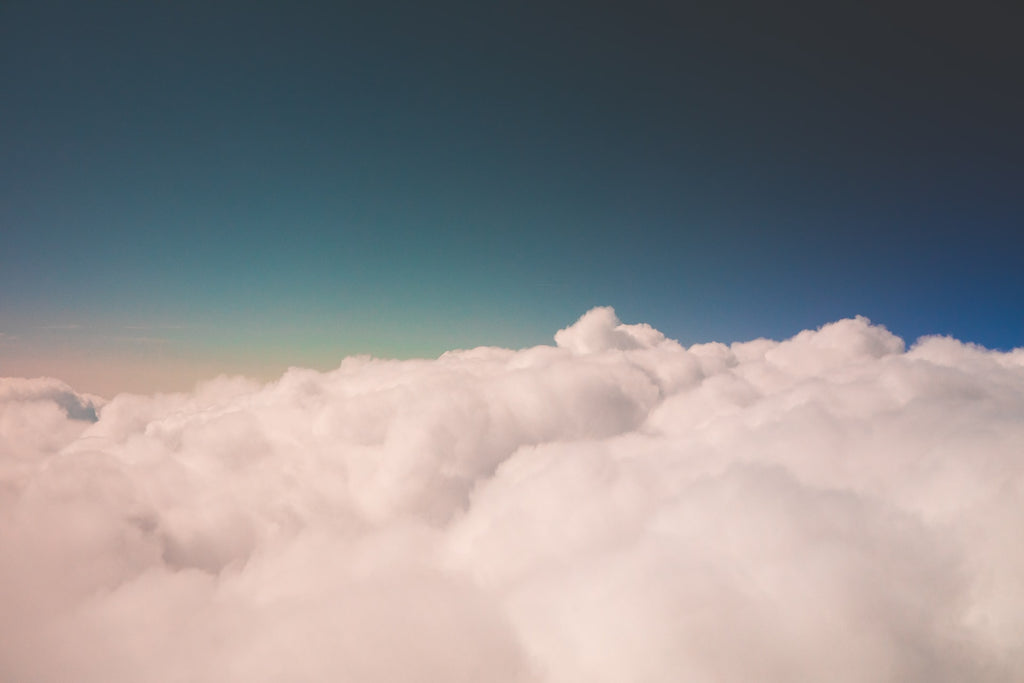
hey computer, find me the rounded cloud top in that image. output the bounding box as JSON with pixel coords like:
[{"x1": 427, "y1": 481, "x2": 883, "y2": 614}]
[{"x1": 555, "y1": 306, "x2": 682, "y2": 353}]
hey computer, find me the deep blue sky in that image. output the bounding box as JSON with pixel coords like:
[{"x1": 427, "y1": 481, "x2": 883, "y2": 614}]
[{"x1": 2, "y1": 1, "x2": 1022, "y2": 393}]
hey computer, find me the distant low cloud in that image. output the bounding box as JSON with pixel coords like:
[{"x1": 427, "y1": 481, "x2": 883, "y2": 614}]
[
  {"x1": 123, "y1": 324, "x2": 186, "y2": 331},
  {"x1": 2, "y1": 308, "x2": 1023, "y2": 682},
  {"x1": 35, "y1": 323, "x2": 83, "y2": 330},
  {"x1": 109, "y1": 335, "x2": 171, "y2": 345}
]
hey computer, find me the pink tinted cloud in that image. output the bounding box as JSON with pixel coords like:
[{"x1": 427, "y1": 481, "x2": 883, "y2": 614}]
[{"x1": 1, "y1": 308, "x2": 1022, "y2": 681}]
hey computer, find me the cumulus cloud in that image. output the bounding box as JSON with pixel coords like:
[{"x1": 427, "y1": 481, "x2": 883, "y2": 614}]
[{"x1": 2, "y1": 307, "x2": 1023, "y2": 682}]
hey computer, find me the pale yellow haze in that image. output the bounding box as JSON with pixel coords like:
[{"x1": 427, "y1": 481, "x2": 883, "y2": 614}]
[{"x1": 1, "y1": 350, "x2": 291, "y2": 397}]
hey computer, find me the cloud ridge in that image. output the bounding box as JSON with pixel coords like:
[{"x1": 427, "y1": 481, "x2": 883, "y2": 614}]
[{"x1": 2, "y1": 308, "x2": 1023, "y2": 682}]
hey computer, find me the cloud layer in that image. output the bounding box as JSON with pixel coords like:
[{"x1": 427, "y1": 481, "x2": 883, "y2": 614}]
[{"x1": 2, "y1": 308, "x2": 1023, "y2": 682}]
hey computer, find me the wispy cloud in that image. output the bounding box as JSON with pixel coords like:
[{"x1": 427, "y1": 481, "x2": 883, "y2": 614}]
[
  {"x1": 122, "y1": 324, "x2": 186, "y2": 331},
  {"x1": 35, "y1": 323, "x2": 83, "y2": 330},
  {"x1": 108, "y1": 335, "x2": 171, "y2": 345}
]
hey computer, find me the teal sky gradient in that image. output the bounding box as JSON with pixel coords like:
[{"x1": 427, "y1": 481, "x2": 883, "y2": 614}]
[{"x1": 2, "y1": 1, "x2": 1022, "y2": 394}]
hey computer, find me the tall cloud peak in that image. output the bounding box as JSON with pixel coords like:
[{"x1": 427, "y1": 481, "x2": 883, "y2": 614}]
[{"x1": 555, "y1": 306, "x2": 679, "y2": 353}]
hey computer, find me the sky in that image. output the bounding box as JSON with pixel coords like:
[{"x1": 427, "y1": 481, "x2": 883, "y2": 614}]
[
  {"x1": 4, "y1": 5, "x2": 1024, "y2": 677},
  {"x1": 2, "y1": 1, "x2": 1022, "y2": 395}
]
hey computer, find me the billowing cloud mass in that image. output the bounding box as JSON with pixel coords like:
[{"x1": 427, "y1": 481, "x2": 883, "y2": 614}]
[{"x1": 2, "y1": 308, "x2": 1024, "y2": 682}]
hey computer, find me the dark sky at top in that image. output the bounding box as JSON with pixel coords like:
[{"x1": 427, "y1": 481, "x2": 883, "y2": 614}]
[{"x1": 1, "y1": 0, "x2": 1022, "y2": 381}]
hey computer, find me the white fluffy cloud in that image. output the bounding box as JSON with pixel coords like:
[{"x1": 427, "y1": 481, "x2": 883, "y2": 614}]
[{"x1": 2, "y1": 307, "x2": 1023, "y2": 682}]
